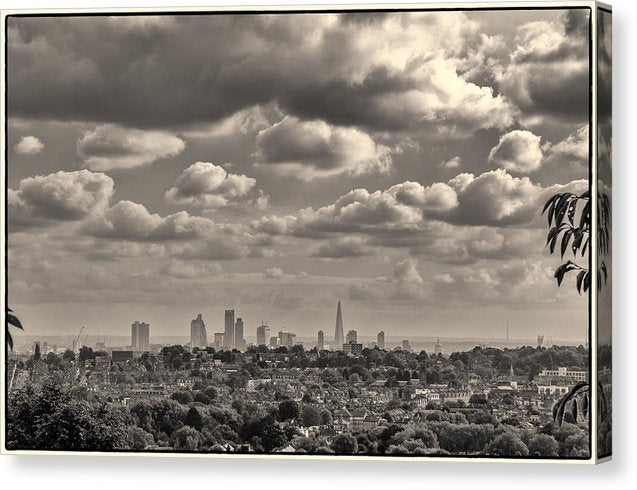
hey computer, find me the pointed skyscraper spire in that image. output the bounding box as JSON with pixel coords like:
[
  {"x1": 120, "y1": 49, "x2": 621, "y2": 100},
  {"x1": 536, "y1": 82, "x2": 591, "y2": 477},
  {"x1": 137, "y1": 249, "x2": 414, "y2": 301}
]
[{"x1": 334, "y1": 300, "x2": 344, "y2": 350}]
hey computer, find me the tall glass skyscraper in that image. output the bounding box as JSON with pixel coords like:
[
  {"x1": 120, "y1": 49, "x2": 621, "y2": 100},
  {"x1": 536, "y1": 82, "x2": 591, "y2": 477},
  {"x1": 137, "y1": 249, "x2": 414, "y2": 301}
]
[
  {"x1": 190, "y1": 314, "x2": 207, "y2": 348},
  {"x1": 224, "y1": 309, "x2": 235, "y2": 349},
  {"x1": 334, "y1": 301, "x2": 344, "y2": 349}
]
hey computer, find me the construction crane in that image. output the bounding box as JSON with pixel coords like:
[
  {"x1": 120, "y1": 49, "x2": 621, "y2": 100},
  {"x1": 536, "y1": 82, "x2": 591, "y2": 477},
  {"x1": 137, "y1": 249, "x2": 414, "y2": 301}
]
[{"x1": 72, "y1": 326, "x2": 85, "y2": 353}]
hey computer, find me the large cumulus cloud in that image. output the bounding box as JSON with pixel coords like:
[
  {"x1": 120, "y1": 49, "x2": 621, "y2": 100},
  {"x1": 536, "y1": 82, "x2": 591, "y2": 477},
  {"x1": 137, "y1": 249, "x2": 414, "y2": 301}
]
[
  {"x1": 495, "y1": 10, "x2": 589, "y2": 128},
  {"x1": 254, "y1": 116, "x2": 392, "y2": 179},
  {"x1": 8, "y1": 13, "x2": 514, "y2": 136},
  {"x1": 8, "y1": 169, "x2": 114, "y2": 229}
]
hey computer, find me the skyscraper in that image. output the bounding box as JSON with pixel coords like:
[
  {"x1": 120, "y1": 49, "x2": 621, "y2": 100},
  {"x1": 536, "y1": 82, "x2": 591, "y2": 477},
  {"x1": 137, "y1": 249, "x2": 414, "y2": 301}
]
[
  {"x1": 131, "y1": 321, "x2": 150, "y2": 351},
  {"x1": 235, "y1": 317, "x2": 245, "y2": 350},
  {"x1": 213, "y1": 332, "x2": 224, "y2": 350},
  {"x1": 278, "y1": 331, "x2": 296, "y2": 347},
  {"x1": 317, "y1": 330, "x2": 324, "y2": 350},
  {"x1": 190, "y1": 314, "x2": 207, "y2": 348},
  {"x1": 334, "y1": 300, "x2": 344, "y2": 350},
  {"x1": 346, "y1": 329, "x2": 357, "y2": 344},
  {"x1": 257, "y1": 324, "x2": 270, "y2": 346},
  {"x1": 377, "y1": 331, "x2": 385, "y2": 350},
  {"x1": 224, "y1": 309, "x2": 235, "y2": 349}
]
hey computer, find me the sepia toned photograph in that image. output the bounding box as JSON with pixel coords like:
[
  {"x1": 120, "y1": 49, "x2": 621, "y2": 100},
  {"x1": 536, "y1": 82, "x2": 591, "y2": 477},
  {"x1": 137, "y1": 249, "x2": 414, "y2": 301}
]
[{"x1": 2, "y1": 2, "x2": 611, "y2": 462}]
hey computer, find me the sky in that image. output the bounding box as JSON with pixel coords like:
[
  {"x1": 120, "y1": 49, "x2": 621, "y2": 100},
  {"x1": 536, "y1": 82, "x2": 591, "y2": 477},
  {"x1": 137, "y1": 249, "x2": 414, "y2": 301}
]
[{"x1": 6, "y1": 8, "x2": 592, "y2": 342}]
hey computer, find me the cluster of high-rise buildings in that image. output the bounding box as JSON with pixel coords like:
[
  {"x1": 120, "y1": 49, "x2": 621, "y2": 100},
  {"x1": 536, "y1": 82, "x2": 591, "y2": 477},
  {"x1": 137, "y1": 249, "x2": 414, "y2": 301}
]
[
  {"x1": 128, "y1": 301, "x2": 419, "y2": 354},
  {"x1": 191, "y1": 310, "x2": 246, "y2": 350}
]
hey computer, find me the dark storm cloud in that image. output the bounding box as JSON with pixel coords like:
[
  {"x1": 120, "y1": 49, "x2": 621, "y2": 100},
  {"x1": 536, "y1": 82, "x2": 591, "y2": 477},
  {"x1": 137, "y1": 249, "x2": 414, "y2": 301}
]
[{"x1": 8, "y1": 13, "x2": 514, "y2": 134}]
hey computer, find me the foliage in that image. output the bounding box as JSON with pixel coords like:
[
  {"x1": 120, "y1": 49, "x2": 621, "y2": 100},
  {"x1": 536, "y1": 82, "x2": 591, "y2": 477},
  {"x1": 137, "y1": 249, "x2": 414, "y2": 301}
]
[
  {"x1": 6, "y1": 308, "x2": 24, "y2": 351},
  {"x1": 543, "y1": 191, "x2": 609, "y2": 293},
  {"x1": 483, "y1": 432, "x2": 529, "y2": 457},
  {"x1": 6, "y1": 383, "x2": 128, "y2": 450},
  {"x1": 331, "y1": 433, "x2": 358, "y2": 454}
]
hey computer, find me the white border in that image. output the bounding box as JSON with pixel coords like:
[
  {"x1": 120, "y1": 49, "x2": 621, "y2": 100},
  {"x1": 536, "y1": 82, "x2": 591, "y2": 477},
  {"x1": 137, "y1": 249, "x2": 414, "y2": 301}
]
[{"x1": 0, "y1": 0, "x2": 610, "y2": 464}]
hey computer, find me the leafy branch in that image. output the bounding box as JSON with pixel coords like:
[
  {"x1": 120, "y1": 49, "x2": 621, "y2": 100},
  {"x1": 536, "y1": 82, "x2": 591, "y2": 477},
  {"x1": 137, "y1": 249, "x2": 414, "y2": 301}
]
[
  {"x1": 542, "y1": 191, "x2": 609, "y2": 294},
  {"x1": 6, "y1": 307, "x2": 24, "y2": 351}
]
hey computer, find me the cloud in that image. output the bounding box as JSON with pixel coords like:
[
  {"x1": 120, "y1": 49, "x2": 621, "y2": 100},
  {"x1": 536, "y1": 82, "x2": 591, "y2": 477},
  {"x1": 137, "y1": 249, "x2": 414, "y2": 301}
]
[
  {"x1": 433, "y1": 273, "x2": 454, "y2": 284},
  {"x1": 165, "y1": 161, "x2": 268, "y2": 209},
  {"x1": 544, "y1": 126, "x2": 589, "y2": 170},
  {"x1": 264, "y1": 267, "x2": 285, "y2": 280},
  {"x1": 495, "y1": 10, "x2": 589, "y2": 127},
  {"x1": 444, "y1": 169, "x2": 539, "y2": 225},
  {"x1": 388, "y1": 181, "x2": 458, "y2": 212},
  {"x1": 8, "y1": 169, "x2": 114, "y2": 229},
  {"x1": 347, "y1": 283, "x2": 381, "y2": 302},
  {"x1": 162, "y1": 259, "x2": 222, "y2": 279},
  {"x1": 440, "y1": 156, "x2": 461, "y2": 169},
  {"x1": 8, "y1": 13, "x2": 513, "y2": 136},
  {"x1": 393, "y1": 258, "x2": 423, "y2": 284},
  {"x1": 311, "y1": 236, "x2": 375, "y2": 258},
  {"x1": 487, "y1": 130, "x2": 543, "y2": 173},
  {"x1": 255, "y1": 116, "x2": 392, "y2": 180},
  {"x1": 252, "y1": 167, "x2": 586, "y2": 249},
  {"x1": 77, "y1": 124, "x2": 185, "y2": 170},
  {"x1": 14, "y1": 135, "x2": 44, "y2": 154},
  {"x1": 83, "y1": 200, "x2": 216, "y2": 241}
]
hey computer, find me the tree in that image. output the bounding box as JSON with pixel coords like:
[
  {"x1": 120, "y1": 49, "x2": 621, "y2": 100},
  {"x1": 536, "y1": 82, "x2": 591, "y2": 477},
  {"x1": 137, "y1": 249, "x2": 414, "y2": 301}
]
[
  {"x1": 6, "y1": 382, "x2": 128, "y2": 451},
  {"x1": 320, "y1": 409, "x2": 333, "y2": 425},
  {"x1": 300, "y1": 406, "x2": 322, "y2": 427},
  {"x1": 78, "y1": 346, "x2": 95, "y2": 362},
  {"x1": 277, "y1": 400, "x2": 299, "y2": 421},
  {"x1": 484, "y1": 431, "x2": 528, "y2": 457},
  {"x1": 543, "y1": 191, "x2": 610, "y2": 427},
  {"x1": 6, "y1": 308, "x2": 24, "y2": 351},
  {"x1": 126, "y1": 427, "x2": 155, "y2": 450},
  {"x1": 331, "y1": 433, "x2": 358, "y2": 454},
  {"x1": 173, "y1": 426, "x2": 200, "y2": 450},
  {"x1": 171, "y1": 391, "x2": 193, "y2": 405},
  {"x1": 527, "y1": 433, "x2": 559, "y2": 457},
  {"x1": 62, "y1": 349, "x2": 76, "y2": 361},
  {"x1": 185, "y1": 407, "x2": 204, "y2": 430},
  {"x1": 543, "y1": 191, "x2": 608, "y2": 293}
]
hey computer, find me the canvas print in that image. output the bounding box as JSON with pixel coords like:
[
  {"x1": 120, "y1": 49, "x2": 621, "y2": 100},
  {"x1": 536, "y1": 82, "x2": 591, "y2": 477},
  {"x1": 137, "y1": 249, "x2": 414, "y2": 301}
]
[{"x1": 3, "y1": 3, "x2": 610, "y2": 461}]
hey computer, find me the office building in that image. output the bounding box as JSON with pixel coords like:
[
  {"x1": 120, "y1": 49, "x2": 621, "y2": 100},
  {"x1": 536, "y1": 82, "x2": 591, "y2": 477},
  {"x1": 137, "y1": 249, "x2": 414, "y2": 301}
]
[
  {"x1": 279, "y1": 331, "x2": 296, "y2": 347},
  {"x1": 213, "y1": 332, "x2": 224, "y2": 350},
  {"x1": 190, "y1": 314, "x2": 208, "y2": 348},
  {"x1": 235, "y1": 317, "x2": 245, "y2": 350},
  {"x1": 112, "y1": 350, "x2": 134, "y2": 363},
  {"x1": 402, "y1": 339, "x2": 411, "y2": 352},
  {"x1": 131, "y1": 321, "x2": 150, "y2": 351},
  {"x1": 269, "y1": 336, "x2": 279, "y2": 347},
  {"x1": 377, "y1": 331, "x2": 385, "y2": 350},
  {"x1": 257, "y1": 324, "x2": 271, "y2": 346},
  {"x1": 537, "y1": 335, "x2": 544, "y2": 347},
  {"x1": 317, "y1": 330, "x2": 325, "y2": 350},
  {"x1": 224, "y1": 309, "x2": 235, "y2": 349},
  {"x1": 334, "y1": 300, "x2": 344, "y2": 350},
  {"x1": 346, "y1": 329, "x2": 357, "y2": 344},
  {"x1": 343, "y1": 341, "x2": 363, "y2": 356}
]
